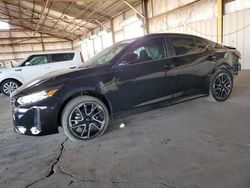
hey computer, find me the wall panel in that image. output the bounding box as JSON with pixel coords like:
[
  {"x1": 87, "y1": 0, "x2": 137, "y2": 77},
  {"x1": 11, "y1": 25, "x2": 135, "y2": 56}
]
[
  {"x1": 223, "y1": 8, "x2": 250, "y2": 69},
  {"x1": 0, "y1": 30, "x2": 74, "y2": 68}
]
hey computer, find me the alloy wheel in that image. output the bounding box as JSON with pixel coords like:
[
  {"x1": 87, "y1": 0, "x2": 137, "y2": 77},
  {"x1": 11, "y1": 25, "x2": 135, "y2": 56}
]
[
  {"x1": 68, "y1": 102, "x2": 106, "y2": 139},
  {"x1": 3, "y1": 81, "x2": 18, "y2": 95},
  {"x1": 213, "y1": 73, "x2": 232, "y2": 100}
]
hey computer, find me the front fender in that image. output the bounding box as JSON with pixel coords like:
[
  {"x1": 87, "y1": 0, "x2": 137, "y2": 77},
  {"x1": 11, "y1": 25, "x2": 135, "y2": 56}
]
[{"x1": 0, "y1": 72, "x2": 24, "y2": 84}]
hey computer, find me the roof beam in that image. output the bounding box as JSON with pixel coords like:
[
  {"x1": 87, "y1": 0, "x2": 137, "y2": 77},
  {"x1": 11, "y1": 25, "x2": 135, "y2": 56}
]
[
  {"x1": 70, "y1": 0, "x2": 113, "y2": 33},
  {"x1": 2, "y1": 1, "x2": 90, "y2": 34},
  {"x1": 3, "y1": 3, "x2": 15, "y2": 57},
  {"x1": 33, "y1": 0, "x2": 49, "y2": 37},
  {"x1": 122, "y1": 0, "x2": 145, "y2": 19},
  {"x1": 18, "y1": 1, "x2": 23, "y2": 27},
  {"x1": 0, "y1": 4, "x2": 79, "y2": 39},
  {"x1": 50, "y1": 1, "x2": 72, "y2": 29},
  {"x1": 94, "y1": 19, "x2": 111, "y2": 32},
  {"x1": 1, "y1": 14, "x2": 75, "y2": 40},
  {"x1": 62, "y1": 1, "x2": 96, "y2": 31},
  {"x1": 40, "y1": 1, "x2": 54, "y2": 31}
]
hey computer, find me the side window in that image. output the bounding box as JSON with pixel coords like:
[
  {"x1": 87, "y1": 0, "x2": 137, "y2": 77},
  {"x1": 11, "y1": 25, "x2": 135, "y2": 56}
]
[
  {"x1": 51, "y1": 53, "x2": 75, "y2": 63},
  {"x1": 122, "y1": 38, "x2": 166, "y2": 64},
  {"x1": 171, "y1": 37, "x2": 197, "y2": 56},
  {"x1": 196, "y1": 38, "x2": 206, "y2": 51},
  {"x1": 28, "y1": 55, "x2": 49, "y2": 66}
]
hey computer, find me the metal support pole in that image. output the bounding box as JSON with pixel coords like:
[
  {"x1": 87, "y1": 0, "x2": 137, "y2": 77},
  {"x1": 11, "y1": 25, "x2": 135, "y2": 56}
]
[
  {"x1": 33, "y1": 0, "x2": 49, "y2": 37},
  {"x1": 142, "y1": 0, "x2": 149, "y2": 34},
  {"x1": 41, "y1": 33, "x2": 45, "y2": 51},
  {"x1": 217, "y1": 0, "x2": 223, "y2": 44},
  {"x1": 110, "y1": 19, "x2": 115, "y2": 44}
]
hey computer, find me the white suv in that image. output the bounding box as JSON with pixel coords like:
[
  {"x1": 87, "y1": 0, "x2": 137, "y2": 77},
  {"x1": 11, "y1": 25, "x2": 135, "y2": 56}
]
[{"x1": 0, "y1": 51, "x2": 84, "y2": 96}]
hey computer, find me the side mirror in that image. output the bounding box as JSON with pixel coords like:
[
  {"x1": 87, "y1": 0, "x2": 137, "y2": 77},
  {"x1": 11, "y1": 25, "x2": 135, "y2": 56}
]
[
  {"x1": 205, "y1": 45, "x2": 214, "y2": 52},
  {"x1": 119, "y1": 53, "x2": 138, "y2": 65},
  {"x1": 25, "y1": 62, "x2": 31, "y2": 66}
]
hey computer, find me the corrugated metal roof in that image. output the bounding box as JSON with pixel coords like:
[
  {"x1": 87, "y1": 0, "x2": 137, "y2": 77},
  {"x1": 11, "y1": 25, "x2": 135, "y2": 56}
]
[{"x1": 0, "y1": 0, "x2": 141, "y2": 40}]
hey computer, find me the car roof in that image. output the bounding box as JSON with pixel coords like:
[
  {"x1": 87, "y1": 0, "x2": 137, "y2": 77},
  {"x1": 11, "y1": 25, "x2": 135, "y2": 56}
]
[
  {"x1": 28, "y1": 50, "x2": 80, "y2": 56},
  {"x1": 144, "y1": 33, "x2": 206, "y2": 39},
  {"x1": 117, "y1": 33, "x2": 208, "y2": 45}
]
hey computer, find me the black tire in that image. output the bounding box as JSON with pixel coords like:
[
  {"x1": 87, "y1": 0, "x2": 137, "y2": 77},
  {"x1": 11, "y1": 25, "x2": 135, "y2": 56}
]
[
  {"x1": 61, "y1": 96, "x2": 110, "y2": 142},
  {"x1": 0, "y1": 79, "x2": 21, "y2": 96},
  {"x1": 208, "y1": 69, "x2": 233, "y2": 102}
]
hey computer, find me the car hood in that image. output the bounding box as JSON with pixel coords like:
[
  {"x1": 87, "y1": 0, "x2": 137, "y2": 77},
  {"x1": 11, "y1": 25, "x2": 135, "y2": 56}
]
[{"x1": 13, "y1": 64, "x2": 111, "y2": 95}]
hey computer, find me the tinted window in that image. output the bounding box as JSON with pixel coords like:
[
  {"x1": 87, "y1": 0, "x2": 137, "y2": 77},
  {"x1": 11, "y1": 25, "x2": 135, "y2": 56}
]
[
  {"x1": 126, "y1": 38, "x2": 166, "y2": 64},
  {"x1": 171, "y1": 38, "x2": 197, "y2": 55},
  {"x1": 26, "y1": 55, "x2": 49, "y2": 66},
  {"x1": 52, "y1": 53, "x2": 74, "y2": 63},
  {"x1": 196, "y1": 38, "x2": 206, "y2": 51}
]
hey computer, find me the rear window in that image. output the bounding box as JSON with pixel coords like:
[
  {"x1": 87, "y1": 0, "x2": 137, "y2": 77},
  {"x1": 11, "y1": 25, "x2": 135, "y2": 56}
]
[
  {"x1": 207, "y1": 40, "x2": 224, "y2": 49},
  {"x1": 171, "y1": 38, "x2": 197, "y2": 56},
  {"x1": 52, "y1": 53, "x2": 75, "y2": 63}
]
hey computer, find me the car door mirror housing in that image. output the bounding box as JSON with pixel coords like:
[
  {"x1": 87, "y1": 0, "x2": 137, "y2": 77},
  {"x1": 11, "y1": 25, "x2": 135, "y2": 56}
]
[
  {"x1": 119, "y1": 53, "x2": 138, "y2": 65},
  {"x1": 25, "y1": 62, "x2": 31, "y2": 66}
]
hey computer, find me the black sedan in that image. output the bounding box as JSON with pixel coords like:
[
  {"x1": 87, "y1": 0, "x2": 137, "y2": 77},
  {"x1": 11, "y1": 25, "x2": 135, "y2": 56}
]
[{"x1": 10, "y1": 33, "x2": 241, "y2": 142}]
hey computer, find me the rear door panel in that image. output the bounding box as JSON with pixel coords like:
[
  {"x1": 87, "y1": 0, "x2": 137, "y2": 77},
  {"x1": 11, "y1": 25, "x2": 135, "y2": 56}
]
[{"x1": 167, "y1": 36, "x2": 214, "y2": 93}]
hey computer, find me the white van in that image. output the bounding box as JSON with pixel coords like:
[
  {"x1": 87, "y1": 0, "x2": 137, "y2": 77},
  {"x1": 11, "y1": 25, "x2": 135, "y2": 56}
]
[{"x1": 0, "y1": 51, "x2": 84, "y2": 96}]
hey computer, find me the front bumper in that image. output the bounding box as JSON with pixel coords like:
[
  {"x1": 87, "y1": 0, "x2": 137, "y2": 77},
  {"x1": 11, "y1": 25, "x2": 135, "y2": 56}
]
[{"x1": 11, "y1": 96, "x2": 60, "y2": 136}]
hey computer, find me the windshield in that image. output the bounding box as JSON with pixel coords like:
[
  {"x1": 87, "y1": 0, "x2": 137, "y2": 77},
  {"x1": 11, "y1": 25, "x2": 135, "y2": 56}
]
[
  {"x1": 83, "y1": 40, "x2": 132, "y2": 66},
  {"x1": 11, "y1": 59, "x2": 25, "y2": 67}
]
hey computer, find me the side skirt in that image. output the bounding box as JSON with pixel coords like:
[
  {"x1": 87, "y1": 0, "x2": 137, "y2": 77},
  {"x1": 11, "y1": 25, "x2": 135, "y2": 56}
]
[{"x1": 113, "y1": 93, "x2": 208, "y2": 119}]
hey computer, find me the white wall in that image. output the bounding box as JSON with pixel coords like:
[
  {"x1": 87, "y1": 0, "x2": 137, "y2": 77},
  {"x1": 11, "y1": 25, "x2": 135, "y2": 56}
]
[
  {"x1": 80, "y1": 4, "x2": 144, "y2": 61},
  {"x1": 223, "y1": 8, "x2": 250, "y2": 69},
  {"x1": 80, "y1": 0, "x2": 218, "y2": 61},
  {"x1": 0, "y1": 30, "x2": 74, "y2": 68}
]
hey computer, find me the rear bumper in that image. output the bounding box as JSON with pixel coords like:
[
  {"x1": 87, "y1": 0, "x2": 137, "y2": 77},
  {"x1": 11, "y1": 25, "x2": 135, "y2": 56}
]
[
  {"x1": 11, "y1": 97, "x2": 60, "y2": 136},
  {"x1": 233, "y1": 62, "x2": 241, "y2": 76}
]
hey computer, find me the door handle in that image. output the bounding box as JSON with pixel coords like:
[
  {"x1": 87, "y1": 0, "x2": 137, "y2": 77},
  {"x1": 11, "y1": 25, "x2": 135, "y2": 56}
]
[
  {"x1": 15, "y1": 69, "x2": 21, "y2": 71},
  {"x1": 164, "y1": 64, "x2": 175, "y2": 70}
]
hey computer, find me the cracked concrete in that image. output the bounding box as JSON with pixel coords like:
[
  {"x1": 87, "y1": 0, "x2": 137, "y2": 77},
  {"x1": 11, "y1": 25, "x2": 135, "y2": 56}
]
[
  {"x1": 24, "y1": 137, "x2": 69, "y2": 188},
  {"x1": 47, "y1": 137, "x2": 68, "y2": 177},
  {"x1": 0, "y1": 70, "x2": 250, "y2": 188}
]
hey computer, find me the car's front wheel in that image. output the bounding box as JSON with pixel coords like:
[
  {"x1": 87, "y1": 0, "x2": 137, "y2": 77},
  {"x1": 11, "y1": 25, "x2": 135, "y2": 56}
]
[
  {"x1": 61, "y1": 96, "x2": 110, "y2": 142},
  {"x1": 208, "y1": 69, "x2": 233, "y2": 102},
  {"x1": 0, "y1": 79, "x2": 20, "y2": 96}
]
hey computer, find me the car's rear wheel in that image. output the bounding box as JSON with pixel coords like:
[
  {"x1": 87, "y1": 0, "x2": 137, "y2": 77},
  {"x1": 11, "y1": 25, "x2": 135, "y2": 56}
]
[
  {"x1": 61, "y1": 96, "x2": 110, "y2": 142},
  {"x1": 0, "y1": 79, "x2": 20, "y2": 96},
  {"x1": 208, "y1": 69, "x2": 233, "y2": 102}
]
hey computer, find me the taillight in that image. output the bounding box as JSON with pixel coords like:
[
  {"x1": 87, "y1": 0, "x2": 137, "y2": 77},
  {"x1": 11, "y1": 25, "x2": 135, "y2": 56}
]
[
  {"x1": 80, "y1": 52, "x2": 84, "y2": 63},
  {"x1": 234, "y1": 50, "x2": 241, "y2": 59}
]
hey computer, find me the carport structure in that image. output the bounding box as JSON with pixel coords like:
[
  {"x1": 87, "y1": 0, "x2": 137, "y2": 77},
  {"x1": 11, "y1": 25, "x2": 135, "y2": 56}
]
[
  {"x1": 1, "y1": 0, "x2": 250, "y2": 69},
  {"x1": 0, "y1": 0, "x2": 143, "y2": 67},
  {"x1": 0, "y1": 0, "x2": 250, "y2": 188},
  {"x1": 0, "y1": 0, "x2": 143, "y2": 40}
]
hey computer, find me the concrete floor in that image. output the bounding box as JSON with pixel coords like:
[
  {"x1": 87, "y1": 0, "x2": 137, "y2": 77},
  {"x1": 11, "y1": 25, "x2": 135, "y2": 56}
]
[{"x1": 0, "y1": 71, "x2": 250, "y2": 188}]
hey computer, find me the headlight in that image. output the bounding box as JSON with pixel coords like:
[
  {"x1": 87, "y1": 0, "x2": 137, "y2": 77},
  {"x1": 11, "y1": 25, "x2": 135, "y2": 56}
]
[{"x1": 17, "y1": 89, "x2": 58, "y2": 105}]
